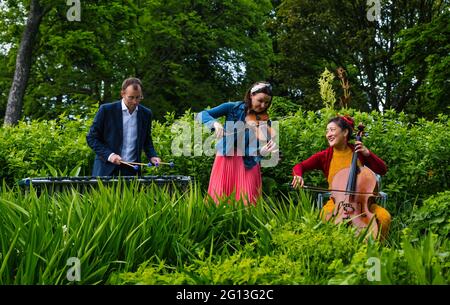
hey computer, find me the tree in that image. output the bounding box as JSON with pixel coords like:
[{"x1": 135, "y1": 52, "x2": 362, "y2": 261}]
[
  {"x1": 271, "y1": 0, "x2": 448, "y2": 115},
  {"x1": 23, "y1": 0, "x2": 146, "y2": 119},
  {"x1": 3, "y1": 0, "x2": 50, "y2": 125},
  {"x1": 134, "y1": 0, "x2": 275, "y2": 118},
  {"x1": 1, "y1": 0, "x2": 275, "y2": 122},
  {"x1": 392, "y1": 9, "x2": 450, "y2": 118}
]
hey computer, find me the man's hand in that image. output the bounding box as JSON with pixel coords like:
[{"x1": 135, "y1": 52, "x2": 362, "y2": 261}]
[
  {"x1": 108, "y1": 153, "x2": 122, "y2": 165},
  {"x1": 150, "y1": 157, "x2": 162, "y2": 165}
]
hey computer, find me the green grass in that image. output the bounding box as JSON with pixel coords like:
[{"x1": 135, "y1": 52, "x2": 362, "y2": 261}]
[{"x1": 0, "y1": 182, "x2": 448, "y2": 284}]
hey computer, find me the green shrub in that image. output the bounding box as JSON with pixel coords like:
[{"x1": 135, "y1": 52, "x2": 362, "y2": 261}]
[
  {"x1": 112, "y1": 219, "x2": 366, "y2": 285},
  {"x1": 271, "y1": 221, "x2": 363, "y2": 283},
  {"x1": 0, "y1": 104, "x2": 448, "y2": 208},
  {"x1": 146, "y1": 110, "x2": 214, "y2": 188},
  {"x1": 368, "y1": 112, "x2": 450, "y2": 210},
  {"x1": 112, "y1": 250, "x2": 307, "y2": 285},
  {"x1": 408, "y1": 191, "x2": 450, "y2": 238},
  {"x1": 0, "y1": 114, "x2": 93, "y2": 183},
  {"x1": 329, "y1": 231, "x2": 449, "y2": 284}
]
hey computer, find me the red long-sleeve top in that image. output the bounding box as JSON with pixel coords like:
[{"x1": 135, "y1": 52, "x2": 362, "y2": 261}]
[{"x1": 292, "y1": 144, "x2": 387, "y2": 179}]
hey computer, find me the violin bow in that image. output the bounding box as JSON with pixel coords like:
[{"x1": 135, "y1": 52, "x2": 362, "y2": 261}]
[{"x1": 295, "y1": 185, "x2": 383, "y2": 197}]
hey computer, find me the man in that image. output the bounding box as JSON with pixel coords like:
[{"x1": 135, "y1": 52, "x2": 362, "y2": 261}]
[{"x1": 86, "y1": 77, "x2": 161, "y2": 176}]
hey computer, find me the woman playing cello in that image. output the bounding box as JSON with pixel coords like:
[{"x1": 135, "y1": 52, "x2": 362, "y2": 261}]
[{"x1": 291, "y1": 115, "x2": 391, "y2": 239}]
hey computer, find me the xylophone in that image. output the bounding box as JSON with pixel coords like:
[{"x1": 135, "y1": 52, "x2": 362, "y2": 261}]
[{"x1": 18, "y1": 175, "x2": 193, "y2": 194}]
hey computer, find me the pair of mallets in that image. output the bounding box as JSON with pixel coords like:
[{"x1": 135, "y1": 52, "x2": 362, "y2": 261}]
[{"x1": 120, "y1": 160, "x2": 175, "y2": 171}]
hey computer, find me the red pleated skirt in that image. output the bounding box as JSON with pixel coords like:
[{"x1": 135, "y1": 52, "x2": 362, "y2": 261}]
[{"x1": 207, "y1": 154, "x2": 262, "y2": 206}]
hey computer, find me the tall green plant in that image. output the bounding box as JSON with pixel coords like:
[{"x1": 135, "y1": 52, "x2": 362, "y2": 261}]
[
  {"x1": 0, "y1": 181, "x2": 319, "y2": 284},
  {"x1": 318, "y1": 68, "x2": 336, "y2": 110}
]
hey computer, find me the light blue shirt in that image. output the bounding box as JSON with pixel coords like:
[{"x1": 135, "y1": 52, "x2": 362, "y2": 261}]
[{"x1": 120, "y1": 99, "x2": 138, "y2": 162}]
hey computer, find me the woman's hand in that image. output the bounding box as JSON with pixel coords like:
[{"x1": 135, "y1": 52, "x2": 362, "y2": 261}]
[
  {"x1": 354, "y1": 140, "x2": 370, "y2": 157},
  {"x1": 259, "y1": 140, "x2": 278, "y2": 156},
  {"x1": 212, "y1": 121, "x2": 224, "y2": 138},
  {"x1": 291, "y1": 175, "x2": 304, "y2": 189}
]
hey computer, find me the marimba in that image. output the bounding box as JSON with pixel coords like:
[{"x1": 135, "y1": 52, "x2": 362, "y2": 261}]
[{"x1": 18, "y1": 175, "x2": 193, "y2": 194}]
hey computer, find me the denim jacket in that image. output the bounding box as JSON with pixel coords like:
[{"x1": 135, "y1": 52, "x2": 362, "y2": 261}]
[{"x1": 197, "y1": 101, "x2": 263, "y2": 169}]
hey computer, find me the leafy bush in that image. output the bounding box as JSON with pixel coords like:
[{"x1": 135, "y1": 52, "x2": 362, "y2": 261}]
[
  {"x1": 145, "y1": 110, "x2": 214, "y2": 188},
  {"x1": 408, "y1": 191, "x2": 450, "y2": 237},
  {"x1": 329, "y1": 232, "x2": 449, "y2": 284},
  {"x1": 113, "y1": 219, "x2": 367, "y2": 285},
  {"x1": 270, "y1": 221, "x2": 364, "y2": 283},
  {"x1": 367, "y1": 112, "x2": 450, "y2": 209},
  {"x1": 0, "y1": 114, "x2": 93, "y2": 183},
  {"x1": 0, "y1": 104, "x2": 448, "y2": 209},
  {"x1": 112, "y1": 251, "x2": 307, "y2": 285}
]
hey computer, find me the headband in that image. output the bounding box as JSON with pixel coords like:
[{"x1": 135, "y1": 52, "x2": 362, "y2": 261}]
[
  {"x1": 250, "y1": 83, "x2": 272, "y2": 94},
  {"x1": 340, "y1": 116, "x2": 354, "y2": 129}
]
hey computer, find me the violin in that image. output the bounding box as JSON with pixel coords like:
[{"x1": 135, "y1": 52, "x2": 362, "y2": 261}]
[
  {"x1": 245, "y1": 111, "x2": 276, "y2": 142},
  {"x1": 327, "y1": 123, "x2": 379, "y2": 240}
]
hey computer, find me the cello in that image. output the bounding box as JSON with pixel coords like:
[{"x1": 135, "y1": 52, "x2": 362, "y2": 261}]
[{"x1": 327, "y1": 123, "x2": 380, "y2": 240}]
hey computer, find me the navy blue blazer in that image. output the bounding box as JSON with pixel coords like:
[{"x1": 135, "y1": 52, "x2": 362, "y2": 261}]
[{"x1": 86, "y1": 101, "x2": 158, "y2": 176}]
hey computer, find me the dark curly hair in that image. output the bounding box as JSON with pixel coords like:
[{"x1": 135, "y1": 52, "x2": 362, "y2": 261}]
[{"x1": 328, "y1": 116, "x2": 354, "y2": 141}]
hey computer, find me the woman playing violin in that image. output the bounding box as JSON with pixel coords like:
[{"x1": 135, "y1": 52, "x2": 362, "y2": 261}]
[
  {"x1": 291, "y1": 115, "x2": 391, "y2": 239},
  {"x1": 197, "y1": 81, "x2": 278, "y2": 205}
]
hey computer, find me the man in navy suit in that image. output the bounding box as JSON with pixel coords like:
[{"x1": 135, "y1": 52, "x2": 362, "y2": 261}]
[{"x1": 86, "y1": 77, "x2": 161, "y2": 176}]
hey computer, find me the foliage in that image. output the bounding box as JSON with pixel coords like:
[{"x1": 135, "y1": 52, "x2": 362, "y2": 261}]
[
  {"x1": 408, "y1": 191, "x2": 450, "y2": 238},
  {"x1": 145, "y1": 110, "x2": 214, "y2": 189},
  {"x1": 0, "y1": 182, "x2": 318, "y2": 284},
  {"x1": 0, "y1": 113, "x2": 93, "y2": 183},
  {"x1": 269, "y1": 221, "x2": 362, "y2": 282},
  {"x1": 268, "y1": 96, "x2": 300, "y2": 118},
  {"x1": 0, "y1": 0, "x2": 274, "y2": 122},
  {"x1": 318, "y1": 68, "x2": 336, "y2": 110},
  {"x1": 0, "y1": 172, "x2": 448, "y2": 285},
  {"x1": 366, "y1": 112, "x2": 450, "y2": 210},
  {"x1": 329, "y1": 231, "x2": 449, "y2": 285},
  {"x1": 2, "y1": 1, "x2": 449, "y2": 122},
  {"x1": 392, "y1": 9, "x2": 450, "y2": 119},
  {"x1": 271, "y1": 0, "x2": 448, "y2": 115},
  {"x1": 112, "y1": 251, "x2": 307, "y2": 285},
  {"x1": 112, "y1": 218, "x2": 367, "y2": 285},
  {"x1": 112, "y1": 211, "x2": 449, "y2": 285},
  {"x1": 0, "y1": 104, "x2": 448, "y2": 207}
]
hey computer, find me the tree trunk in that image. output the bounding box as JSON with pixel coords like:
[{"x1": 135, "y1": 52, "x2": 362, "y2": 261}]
[{"x1": 4, "y1": 0, "x2": 44, "y2": 126}]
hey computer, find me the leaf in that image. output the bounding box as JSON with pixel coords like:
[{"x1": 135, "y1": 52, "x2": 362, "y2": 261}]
[
  {"x1": 44, "y1": 162, "x2": 59, "y2": 177},
  {"x1": 69, "y1": 165, "x2": 81, "y2": 177}
]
